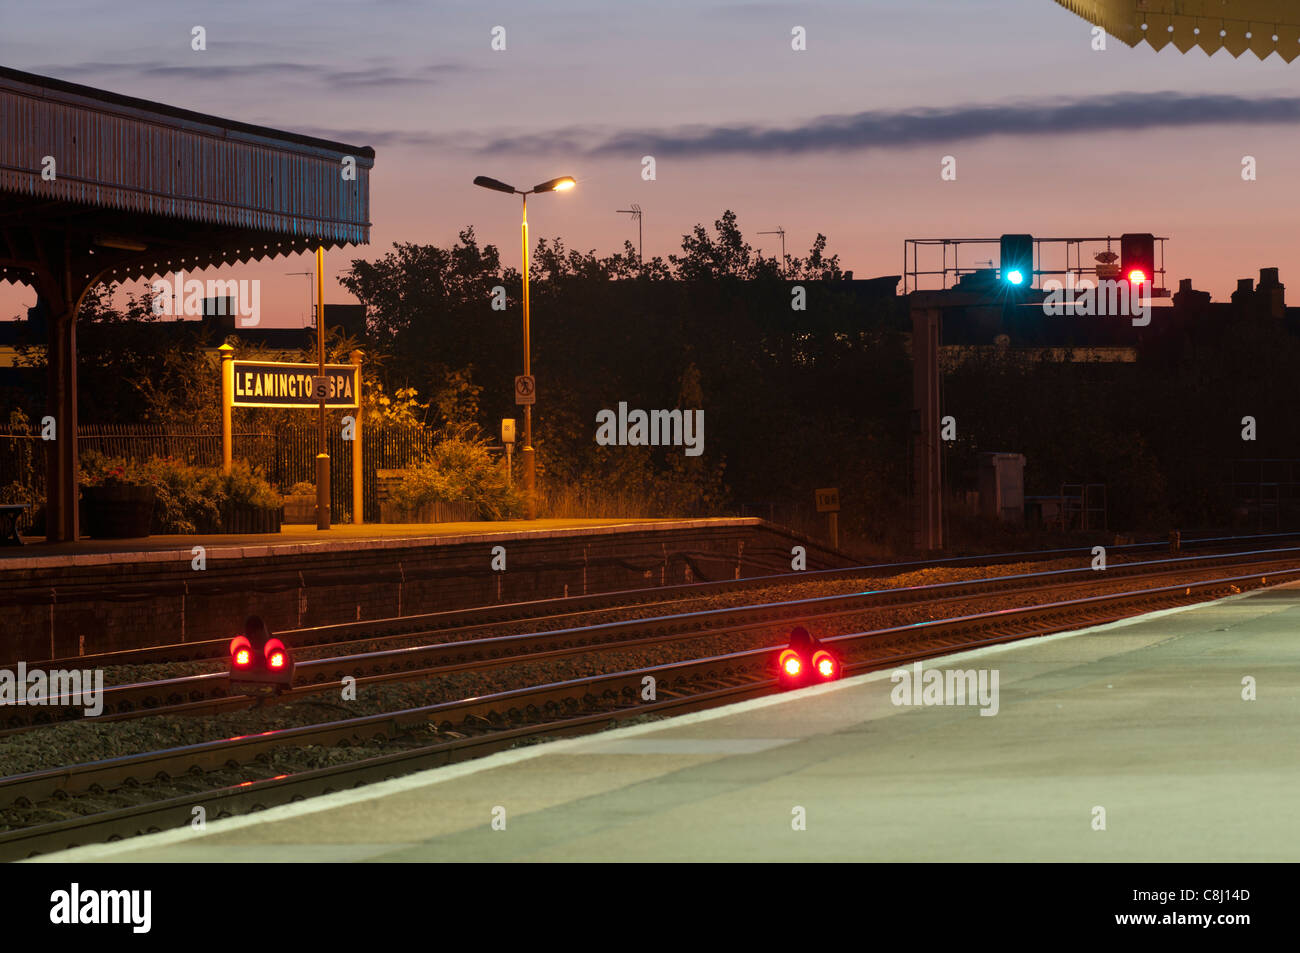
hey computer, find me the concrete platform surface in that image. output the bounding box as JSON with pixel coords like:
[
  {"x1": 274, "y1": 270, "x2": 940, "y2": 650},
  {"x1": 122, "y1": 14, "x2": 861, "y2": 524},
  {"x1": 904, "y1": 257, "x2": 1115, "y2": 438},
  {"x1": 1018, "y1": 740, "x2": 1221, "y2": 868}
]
[
  {"x1": 37, "y1": 583, "x2": 1300, "y2": 863},
  {"x1": 0, "y1": 517, "x2": 748, "y2": 569}
]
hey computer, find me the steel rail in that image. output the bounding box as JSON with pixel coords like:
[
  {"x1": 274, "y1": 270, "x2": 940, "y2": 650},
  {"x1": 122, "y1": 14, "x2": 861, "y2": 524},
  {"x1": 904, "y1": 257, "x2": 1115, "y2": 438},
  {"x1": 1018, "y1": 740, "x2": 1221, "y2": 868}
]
[
  {"x1": 10, "y1": 544, "x2": 1300, "y2": 728},
  {"x1": 18, "y1": 530, "x2": 1296, "y2": 672},
  {"x1": 0, "y1": 566, "x2": 1289, "y2": 813},
  {"x1": 0, "y1": 566, "x2": 1289, "y2": 861}
]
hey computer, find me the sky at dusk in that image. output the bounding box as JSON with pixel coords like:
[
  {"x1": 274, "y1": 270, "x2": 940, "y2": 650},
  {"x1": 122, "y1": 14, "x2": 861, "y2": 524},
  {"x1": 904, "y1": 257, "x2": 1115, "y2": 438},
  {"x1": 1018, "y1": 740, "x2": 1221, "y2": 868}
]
[{"x1": 5, "y1": 0, "x2": 1300, "y2": 323}]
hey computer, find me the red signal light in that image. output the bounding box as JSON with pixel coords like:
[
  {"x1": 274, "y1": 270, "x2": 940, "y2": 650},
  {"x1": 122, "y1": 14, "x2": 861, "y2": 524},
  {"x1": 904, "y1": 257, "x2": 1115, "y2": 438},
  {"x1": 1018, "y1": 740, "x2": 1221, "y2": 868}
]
[
  {"x1": 1128, "y1": 269, "x2": 1147, "y2": 285},
  {"x1": 230, "y1": 619, "x2": 292, "y2": 693},
  {"x1": 230, "y1": 635, "x2": 253, "y2": 668},
  {"x1": 779, "y1": 629, "x2": 839, "y2": 688},
  {"x1": 265, "y1": 638, "x2": 289, "y2": 670}
]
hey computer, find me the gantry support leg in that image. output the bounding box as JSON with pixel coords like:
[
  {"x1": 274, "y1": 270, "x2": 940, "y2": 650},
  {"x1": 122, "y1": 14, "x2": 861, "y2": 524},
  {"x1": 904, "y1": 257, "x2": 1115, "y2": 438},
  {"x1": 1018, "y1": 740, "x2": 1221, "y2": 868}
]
[{"x1": 911, "y1": 304, "x2": 942, "y2": 552}]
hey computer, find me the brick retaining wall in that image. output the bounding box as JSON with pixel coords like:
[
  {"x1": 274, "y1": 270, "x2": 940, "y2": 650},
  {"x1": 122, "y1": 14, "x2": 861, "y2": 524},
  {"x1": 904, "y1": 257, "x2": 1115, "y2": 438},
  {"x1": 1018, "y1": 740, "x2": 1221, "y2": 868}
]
[{"x1": 0, "y1": 520, "x2": 853, "y2": 662}]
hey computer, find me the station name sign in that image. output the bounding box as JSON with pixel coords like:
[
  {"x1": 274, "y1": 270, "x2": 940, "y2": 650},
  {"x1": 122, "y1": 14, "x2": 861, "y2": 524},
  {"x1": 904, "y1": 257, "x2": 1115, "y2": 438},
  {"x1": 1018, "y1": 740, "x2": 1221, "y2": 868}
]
[{"x1": 231, "y1": 361, "x2": 359, "y2": 409}]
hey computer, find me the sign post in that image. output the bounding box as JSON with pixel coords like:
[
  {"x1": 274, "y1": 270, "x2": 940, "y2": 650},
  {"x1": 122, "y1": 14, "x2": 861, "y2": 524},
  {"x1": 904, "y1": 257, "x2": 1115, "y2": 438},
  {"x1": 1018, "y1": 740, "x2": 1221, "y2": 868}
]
[
  {"x1": 351, "y1": 349, "x2": 364, "y2": 525},
  {"x1": 315, "y1": 246, "x2": 329, "y2": 530},
  {"x1": 219, "y1": 343, "x2": 234, "y2": 474},
  {"x1": 501, "y1": 418, "x2": 516, "y2": 488},
  {"x1": 514, "y1": 375, "x2": 536, "y2": 518},
  {"x1": 815, "y1": 487, "x2": 841, "y2": 551}
]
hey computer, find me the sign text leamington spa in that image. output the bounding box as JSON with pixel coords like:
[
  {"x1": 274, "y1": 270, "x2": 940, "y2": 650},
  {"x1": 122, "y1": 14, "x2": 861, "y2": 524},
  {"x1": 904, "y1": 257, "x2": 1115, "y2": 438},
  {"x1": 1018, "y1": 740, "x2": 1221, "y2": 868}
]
[{"x1": 230, "y1": 361, "x2": 359, "y2": 409}]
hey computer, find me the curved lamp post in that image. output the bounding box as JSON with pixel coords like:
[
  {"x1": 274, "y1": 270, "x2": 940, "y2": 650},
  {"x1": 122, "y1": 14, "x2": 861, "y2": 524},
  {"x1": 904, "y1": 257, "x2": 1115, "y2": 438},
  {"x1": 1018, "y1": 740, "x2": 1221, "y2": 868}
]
[{"x1": 473, "y1": 174, "x2": 576, "y2": 520}]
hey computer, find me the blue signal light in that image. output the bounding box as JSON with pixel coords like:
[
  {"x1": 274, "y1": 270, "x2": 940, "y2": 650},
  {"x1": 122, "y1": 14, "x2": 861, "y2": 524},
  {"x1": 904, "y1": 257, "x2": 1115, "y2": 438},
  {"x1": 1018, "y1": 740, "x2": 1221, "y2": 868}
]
[{"x1": 1006, "y1": 269, "x2": 1025, "y2": 286}]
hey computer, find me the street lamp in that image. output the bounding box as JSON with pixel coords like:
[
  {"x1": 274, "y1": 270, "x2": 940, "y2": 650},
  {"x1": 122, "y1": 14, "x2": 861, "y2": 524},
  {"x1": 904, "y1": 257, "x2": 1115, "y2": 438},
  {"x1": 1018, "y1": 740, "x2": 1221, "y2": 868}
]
[{"x1": 473, "y1": 173, "x2": 576, "y2": 520}]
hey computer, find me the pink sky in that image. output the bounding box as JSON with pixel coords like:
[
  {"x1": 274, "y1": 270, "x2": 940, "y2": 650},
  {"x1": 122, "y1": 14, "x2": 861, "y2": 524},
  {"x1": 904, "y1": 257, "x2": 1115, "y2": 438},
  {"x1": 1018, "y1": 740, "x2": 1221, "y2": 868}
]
[{"x1": 5, "y1": 0, "x2": 1300, "y2": 323}]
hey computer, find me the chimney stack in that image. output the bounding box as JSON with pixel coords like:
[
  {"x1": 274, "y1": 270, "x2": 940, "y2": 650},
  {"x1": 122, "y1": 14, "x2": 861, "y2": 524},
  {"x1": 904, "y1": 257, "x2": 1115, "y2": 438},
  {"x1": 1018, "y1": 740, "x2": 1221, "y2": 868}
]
[{"x1": 1259, "y1": 268, "x2": 1286, "y2": 318}]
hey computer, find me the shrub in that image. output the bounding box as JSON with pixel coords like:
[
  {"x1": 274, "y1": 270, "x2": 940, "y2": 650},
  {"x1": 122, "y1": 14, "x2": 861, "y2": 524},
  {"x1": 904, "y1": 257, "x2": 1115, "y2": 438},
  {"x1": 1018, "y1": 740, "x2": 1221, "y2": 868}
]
[
  {"x1": 215, "y1": 460, "x2": 282, "y2": 510},
  {"x1": 389, "y1": 426, "x2": 524, "y2": 519},
  {"x1": 286, "y1": 481, "x2": 315, "y2": 497},
  {"x1": 79, "y1": 452, "x2": 278, "y2": 533}
]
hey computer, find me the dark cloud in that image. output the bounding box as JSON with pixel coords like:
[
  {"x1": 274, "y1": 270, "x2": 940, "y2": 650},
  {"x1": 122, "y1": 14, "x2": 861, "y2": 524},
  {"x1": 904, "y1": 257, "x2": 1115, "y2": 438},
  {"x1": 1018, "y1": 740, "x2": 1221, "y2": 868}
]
[
  {"x1": 466, "y1": 92, "x2": 1300, "y2": 157},
  {"x1": 35, "y1": 60, "x2": 462, "y2": 90}
]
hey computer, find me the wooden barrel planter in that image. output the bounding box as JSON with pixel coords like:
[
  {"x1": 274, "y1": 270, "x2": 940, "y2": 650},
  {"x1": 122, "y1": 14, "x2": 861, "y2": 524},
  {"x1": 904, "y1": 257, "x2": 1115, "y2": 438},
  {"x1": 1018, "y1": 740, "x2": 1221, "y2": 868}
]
[
  {"x1": 281, "y1": 495, "x2": 316, "y2": 524},
  {"x1": 220, "y1": 503, "x2": 283, "y2": 534},
  {"x1": 80, "y1": 484, "x2": 155, "y2": 538}
]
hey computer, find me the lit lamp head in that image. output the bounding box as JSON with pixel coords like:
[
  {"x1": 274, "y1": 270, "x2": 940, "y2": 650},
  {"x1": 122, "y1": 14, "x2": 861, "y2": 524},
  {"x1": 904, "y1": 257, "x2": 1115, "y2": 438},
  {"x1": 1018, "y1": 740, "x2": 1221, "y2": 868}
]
[{"x1": 532, "y1": 176, "x2": 576, "y2": 194}]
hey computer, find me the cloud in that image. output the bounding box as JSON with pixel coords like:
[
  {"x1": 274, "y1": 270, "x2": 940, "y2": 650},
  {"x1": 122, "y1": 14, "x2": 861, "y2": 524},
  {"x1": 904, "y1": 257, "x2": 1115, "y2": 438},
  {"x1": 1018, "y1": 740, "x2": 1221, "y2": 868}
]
[
  {"x1": 462, "y1": 92, "x2": 1300, "y2": 157},
  {"x1": 34, "y1": 59, "x2": 463, "y2": 90}
]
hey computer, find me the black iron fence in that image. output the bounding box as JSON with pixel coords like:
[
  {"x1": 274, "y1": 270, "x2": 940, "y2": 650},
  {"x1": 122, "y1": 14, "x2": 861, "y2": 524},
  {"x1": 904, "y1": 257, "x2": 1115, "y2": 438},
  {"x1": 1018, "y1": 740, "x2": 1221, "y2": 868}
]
[{"x1": 0, "y1": 422, "x2": 439, "y2": 527}]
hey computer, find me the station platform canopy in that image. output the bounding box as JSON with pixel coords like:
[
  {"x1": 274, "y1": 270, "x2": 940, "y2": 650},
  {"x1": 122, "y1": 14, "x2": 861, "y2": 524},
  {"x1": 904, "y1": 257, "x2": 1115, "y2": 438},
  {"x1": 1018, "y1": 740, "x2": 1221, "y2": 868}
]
[
  {"x1": 0, "y1": 65, "x2": 374, "y2": 541},
  {"x1": 1054, "y1": 0, "x2": 1300, "y2": 60}
]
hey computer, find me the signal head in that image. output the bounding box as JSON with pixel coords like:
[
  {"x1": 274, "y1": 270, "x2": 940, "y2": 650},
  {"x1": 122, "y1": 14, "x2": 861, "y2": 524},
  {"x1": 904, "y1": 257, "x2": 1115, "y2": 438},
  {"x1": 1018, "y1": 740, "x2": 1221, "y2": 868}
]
[
  {"x1": 788, "y1": 626, "x2": 814, "y2": 651},
  {"x1": 812, "y1": 649, "x2": 839, "y2": 681},
  {"x1": 999, "y1": 234, "x2": 1034, "y2": 289},
  {"x1": 1120, "y1": 233, "x2": 1155, "y2": 291}
]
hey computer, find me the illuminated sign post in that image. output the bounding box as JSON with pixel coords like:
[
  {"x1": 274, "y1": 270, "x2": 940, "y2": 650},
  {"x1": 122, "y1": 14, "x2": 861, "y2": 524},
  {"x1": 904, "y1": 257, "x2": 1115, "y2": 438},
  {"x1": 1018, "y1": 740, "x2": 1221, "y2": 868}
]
[{"x1": 219, "y1": 351, "x2": 364, "y2": 524}]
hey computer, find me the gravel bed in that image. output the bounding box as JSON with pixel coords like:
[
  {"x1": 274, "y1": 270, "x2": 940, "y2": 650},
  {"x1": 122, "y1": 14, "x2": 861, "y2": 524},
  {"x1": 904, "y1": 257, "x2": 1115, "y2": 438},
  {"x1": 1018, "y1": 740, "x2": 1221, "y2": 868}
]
[
  {"x1": 0, "y1": 552, "x2": 1230, "y2": 783},
  {"x1": 96, "y1": 553, "x2": 1155, "y2": 686}
]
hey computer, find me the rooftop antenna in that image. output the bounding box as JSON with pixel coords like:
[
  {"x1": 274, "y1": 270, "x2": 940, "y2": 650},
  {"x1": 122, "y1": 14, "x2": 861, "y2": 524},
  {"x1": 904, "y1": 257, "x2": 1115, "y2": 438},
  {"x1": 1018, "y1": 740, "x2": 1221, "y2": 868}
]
[
  {"x1": 286, "y1": 271, "x2": 314, "y2": 327},
  {"x1": 759, "y1": 226, "x2": 787, "y2": 277},
  {"x1": 617, "y1": 204, "x2": 643, "y2": 262}
]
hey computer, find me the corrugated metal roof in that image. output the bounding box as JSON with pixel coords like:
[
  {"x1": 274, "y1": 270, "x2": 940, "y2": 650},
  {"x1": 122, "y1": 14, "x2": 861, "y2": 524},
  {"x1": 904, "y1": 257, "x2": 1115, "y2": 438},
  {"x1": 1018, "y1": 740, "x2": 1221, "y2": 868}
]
[
  {"x1": 0, "y1": 65, "x2": 373, "y2": 278},
  {"x1": 1055, "y1": 1, "x2": 1300, "y2": 61}
]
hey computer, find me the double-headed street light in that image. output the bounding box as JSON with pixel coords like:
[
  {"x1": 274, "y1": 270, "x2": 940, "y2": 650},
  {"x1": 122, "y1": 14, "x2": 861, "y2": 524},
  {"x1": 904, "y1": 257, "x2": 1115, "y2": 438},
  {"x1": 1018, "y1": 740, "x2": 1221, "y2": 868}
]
[{"x1": 473, "y1": 173, "x2": 576, "y2": 520}]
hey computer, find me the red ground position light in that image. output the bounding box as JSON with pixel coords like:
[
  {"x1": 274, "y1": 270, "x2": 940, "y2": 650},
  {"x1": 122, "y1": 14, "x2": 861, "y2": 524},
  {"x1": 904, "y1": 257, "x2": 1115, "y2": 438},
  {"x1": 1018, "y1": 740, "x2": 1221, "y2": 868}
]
[
  {"x1": 812, "y1": 650, "x2": 838, "y2": 680},
  {"x1": 231, "y1": 637, "x2": 253, "y2": 669},
  {"x1": 777, "y1": 627, "x2": 840, "y2": 689},
  {"x1": 229, "y1": 616, "x2": 294, "y2": 694}
]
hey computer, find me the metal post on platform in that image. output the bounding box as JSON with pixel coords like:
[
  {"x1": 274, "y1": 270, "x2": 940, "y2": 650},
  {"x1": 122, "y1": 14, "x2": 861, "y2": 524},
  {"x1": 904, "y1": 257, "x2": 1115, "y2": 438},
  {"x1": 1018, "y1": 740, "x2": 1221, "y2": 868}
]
[
  {"x1": 520, "y1": 192, "x2": 536, "y2": 520},
  {"x1": 911, "y1": 302, "x2": 943, "y2": 552},
  {"x1": 315, "y1": 245, "x2": 330, "y2": 530},
  {"x1": 473, "y1": 173, "x2": 575, "y2": 522},
  {"x1": 219, "y1": 343, "x2": 234, "y2": 474},
  {"x1": 351, "y1": 348, "x2": 364, "y2": 525}
]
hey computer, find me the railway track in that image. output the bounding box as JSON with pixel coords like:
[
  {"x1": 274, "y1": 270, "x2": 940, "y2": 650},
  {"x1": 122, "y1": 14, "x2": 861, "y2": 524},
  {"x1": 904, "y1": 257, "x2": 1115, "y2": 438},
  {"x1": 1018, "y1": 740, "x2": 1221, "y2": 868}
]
[
  {"x1": 7, "y1": 543, "x2": 1300, "y2": 729},
  {"x1": 0, "y1": 564, "x2": 1292, "y2": 860},
  {"x1": 16, "y1": 528, "x2": 1298, "y2": 674}
]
